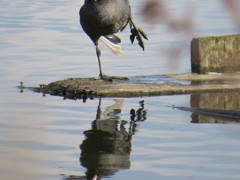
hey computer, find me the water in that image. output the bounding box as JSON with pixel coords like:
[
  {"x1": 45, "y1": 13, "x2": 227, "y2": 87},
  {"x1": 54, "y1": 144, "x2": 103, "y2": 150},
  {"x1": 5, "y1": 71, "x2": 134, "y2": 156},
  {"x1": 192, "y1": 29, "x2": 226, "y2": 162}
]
[{"x1": 1, "y1": 0, "x2": 240, "y2": 179}]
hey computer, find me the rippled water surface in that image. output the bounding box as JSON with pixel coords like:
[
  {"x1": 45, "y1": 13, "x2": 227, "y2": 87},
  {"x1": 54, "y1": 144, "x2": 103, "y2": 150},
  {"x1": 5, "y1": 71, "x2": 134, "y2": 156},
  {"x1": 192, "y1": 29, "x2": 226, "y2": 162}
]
[{"x1": 1, "y1": 0, "x2": 240, "y2": 179}]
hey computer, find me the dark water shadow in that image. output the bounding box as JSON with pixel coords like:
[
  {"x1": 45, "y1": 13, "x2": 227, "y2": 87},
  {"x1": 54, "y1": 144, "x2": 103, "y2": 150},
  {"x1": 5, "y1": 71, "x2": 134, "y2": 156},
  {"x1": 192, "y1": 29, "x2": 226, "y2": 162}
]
[{"x1": 62, "y1": 98, "x2": 147, "y2": 180}]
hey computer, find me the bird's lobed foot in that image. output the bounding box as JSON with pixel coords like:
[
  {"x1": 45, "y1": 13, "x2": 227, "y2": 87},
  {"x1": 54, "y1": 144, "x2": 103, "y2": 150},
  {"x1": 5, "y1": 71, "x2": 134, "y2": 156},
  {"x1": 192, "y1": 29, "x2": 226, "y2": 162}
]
[
  {"x1": 130, "y1": 27, "x2": 148, "y2": 51},
  {"x1": 99, "y1": 74, "x2": 128, "y2": 81}
]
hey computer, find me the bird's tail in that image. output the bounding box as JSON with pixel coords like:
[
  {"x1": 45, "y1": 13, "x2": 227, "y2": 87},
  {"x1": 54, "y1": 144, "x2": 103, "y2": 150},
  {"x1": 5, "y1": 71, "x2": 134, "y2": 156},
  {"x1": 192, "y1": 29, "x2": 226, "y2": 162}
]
[{"x1": 99, "y1": 35, "x2": 124, "y2": 55}]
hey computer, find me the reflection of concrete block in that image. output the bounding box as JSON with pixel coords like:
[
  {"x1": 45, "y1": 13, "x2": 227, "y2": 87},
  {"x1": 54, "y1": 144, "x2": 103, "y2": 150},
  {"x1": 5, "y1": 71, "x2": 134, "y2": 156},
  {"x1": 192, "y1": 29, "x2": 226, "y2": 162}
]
[
  {"x1": 190, "y1": 92, "x2": 240, "y2": 123},
  {"x1": 191, "y1": 34, "x2": 240, "y2": 73}
]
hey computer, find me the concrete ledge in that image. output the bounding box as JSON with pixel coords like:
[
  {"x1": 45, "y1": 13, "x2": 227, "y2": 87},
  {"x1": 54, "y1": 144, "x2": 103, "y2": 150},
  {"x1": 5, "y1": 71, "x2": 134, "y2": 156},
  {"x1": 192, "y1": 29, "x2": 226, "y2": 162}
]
[
  {"x1": 23, "y1": 73, "x2": 240, "y2": 99},
  {"x1": 191, "y1": 34, "x2": 240, "y2": 73}
]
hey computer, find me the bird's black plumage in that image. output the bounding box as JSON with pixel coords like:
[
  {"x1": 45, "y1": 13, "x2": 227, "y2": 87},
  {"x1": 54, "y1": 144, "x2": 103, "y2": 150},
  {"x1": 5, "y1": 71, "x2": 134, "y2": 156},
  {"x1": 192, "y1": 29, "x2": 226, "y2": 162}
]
[{"x1": 80, "y1": 0, "x2": 148, "y2": 80}]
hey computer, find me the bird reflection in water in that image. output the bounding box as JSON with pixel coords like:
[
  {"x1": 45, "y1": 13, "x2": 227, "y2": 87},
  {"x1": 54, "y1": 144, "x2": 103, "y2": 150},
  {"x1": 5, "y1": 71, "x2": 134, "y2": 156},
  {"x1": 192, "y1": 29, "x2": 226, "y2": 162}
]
[{"x1": 79, "y1": 98, "x2": 147, "y2": 180}]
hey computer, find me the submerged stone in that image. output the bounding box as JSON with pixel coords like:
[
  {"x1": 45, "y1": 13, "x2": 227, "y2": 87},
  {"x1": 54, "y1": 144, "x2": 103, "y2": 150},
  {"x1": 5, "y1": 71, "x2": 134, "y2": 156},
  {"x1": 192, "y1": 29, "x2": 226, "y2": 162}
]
[{"x1": 24, "y1": 73, "x2": 240, "y2": 100}]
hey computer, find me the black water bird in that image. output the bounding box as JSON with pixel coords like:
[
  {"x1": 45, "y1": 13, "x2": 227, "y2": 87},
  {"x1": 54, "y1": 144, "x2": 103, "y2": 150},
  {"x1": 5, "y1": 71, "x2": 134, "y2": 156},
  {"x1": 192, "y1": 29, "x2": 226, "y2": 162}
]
[{"x1": 80, "y1": 0, "x2": 148, "y2": 80}]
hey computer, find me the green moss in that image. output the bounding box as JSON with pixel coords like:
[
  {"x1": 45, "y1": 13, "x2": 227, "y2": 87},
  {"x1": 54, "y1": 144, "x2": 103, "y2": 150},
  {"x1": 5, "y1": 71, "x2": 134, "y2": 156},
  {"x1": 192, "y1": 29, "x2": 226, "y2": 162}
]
[{"x1": 193, "y1": 34, "x2": 240, "y2": 40}]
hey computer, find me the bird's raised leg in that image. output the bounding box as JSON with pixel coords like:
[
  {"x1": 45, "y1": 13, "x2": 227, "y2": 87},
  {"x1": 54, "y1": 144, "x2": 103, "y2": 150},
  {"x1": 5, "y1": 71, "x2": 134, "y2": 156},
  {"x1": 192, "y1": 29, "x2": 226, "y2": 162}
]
[{"x1": 129, "y1": 16, "x2": 148, "y2": 51}]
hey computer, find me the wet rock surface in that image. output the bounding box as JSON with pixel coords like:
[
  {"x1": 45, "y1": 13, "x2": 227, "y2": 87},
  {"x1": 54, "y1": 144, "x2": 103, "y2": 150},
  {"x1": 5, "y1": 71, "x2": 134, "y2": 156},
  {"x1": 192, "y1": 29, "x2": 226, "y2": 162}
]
[{"x1": 21, "y1": 72, "x2": 240, "y2": 99}]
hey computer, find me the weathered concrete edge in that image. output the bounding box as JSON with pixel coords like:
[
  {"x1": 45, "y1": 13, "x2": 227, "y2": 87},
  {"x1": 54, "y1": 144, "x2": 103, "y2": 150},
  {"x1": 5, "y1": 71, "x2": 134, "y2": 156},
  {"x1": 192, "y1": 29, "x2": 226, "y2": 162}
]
[
  {"x1": 164, "y1": 72, "x2": 240, "y2": 81},
  {"x1": 96, "y1": 85, "x2": 240, "y2": 97}
]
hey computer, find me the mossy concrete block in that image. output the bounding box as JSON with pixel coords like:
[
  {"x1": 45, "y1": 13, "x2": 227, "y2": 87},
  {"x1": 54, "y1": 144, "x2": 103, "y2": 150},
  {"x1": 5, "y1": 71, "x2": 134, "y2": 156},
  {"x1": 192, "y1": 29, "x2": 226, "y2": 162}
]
[{"x1": 191, "y1": 34, "x2": 240, "y2": 73}]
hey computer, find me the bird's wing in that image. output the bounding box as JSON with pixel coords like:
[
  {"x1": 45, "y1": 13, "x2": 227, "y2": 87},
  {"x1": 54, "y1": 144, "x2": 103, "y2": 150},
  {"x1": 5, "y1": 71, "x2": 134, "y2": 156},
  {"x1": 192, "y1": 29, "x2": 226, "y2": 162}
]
[{"x1": 104, "y1": 34, "x2": 121, "y2": 44}]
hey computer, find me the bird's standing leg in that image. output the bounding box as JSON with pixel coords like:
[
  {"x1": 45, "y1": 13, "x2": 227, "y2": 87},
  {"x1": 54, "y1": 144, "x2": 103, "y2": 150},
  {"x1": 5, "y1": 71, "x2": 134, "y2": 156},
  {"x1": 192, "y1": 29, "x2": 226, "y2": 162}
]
[
  {"x1": 95, "y1": 44, "x2": 103, "y2": 78},
  {"x1": 129, "y1": 16, "x2": 148, "y2": 51},
  {"x1": 95, "y1": 44, "x2": 114, "y2": 81},
  {"x1": 95, "y1": 43, "x2": 128, "y2": 81}
]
